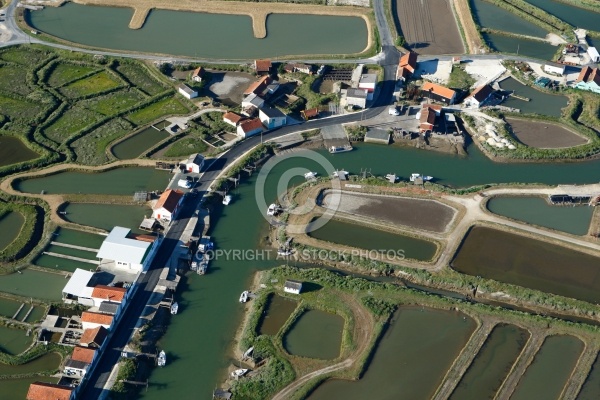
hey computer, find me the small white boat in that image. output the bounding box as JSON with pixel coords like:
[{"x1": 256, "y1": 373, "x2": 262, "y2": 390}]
[
  {"x1": 243, "y1": 347, "x2": 254, "y2": 359},
  {"x1": 267, "y1": 203, "x2": 278, "y2": 216},
  {"x1": 170, "y1": 302, "x2": 178, "y2": 315},
  {"x1": 222, "y1": 195, "x2": 232, "y2": 205},
  {"x1": 157, "y1": 350, "x2": 166, "y2": 367},
  {"x1": 239, "y1": 291, "x2": 249, "y2": 303},
  {"x1": 230, "y1": 368, "x2": 249, "y2": 378},
  {"x1": 410, "y1": 173, "x2": 433, "y2": 182},
  {"x1": 304, "y1": 171, "x2": 317, "y2": 180},
  {"x1": 329, "y1": 145, "x2": 353, "y2": 154},
  {"x1": 277, "y1": 248, "x2": 293, "y2": 256}
]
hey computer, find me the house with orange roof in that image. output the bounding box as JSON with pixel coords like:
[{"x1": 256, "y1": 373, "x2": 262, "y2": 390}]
[
  {"x1": 574, "y1": 66, "x2": 600, "y2": 94},
  {"x1": 417, "y1": 104, "x2": 442, "y2": 133},
  {"x1": 243, "y1": 76, "x2": 271, "y2": 96},
  {"x1": 237, "y1": 118, "x2": 264, "y2": 138},
  {"x1": 191, "y1": 66, "x2": 205, "y2": 82},
  {"x1": 91, "y1": 285, "x2": 127, "y2": 307},
  {"x1": 464, "y1": 84, "x2": 495, "y2": 108},
  {"x1": 26, "y1": 381, "x2": 73, "y2": 400},
  {"x1": 79, "y1": 326, "x2": 108, "y2": 348},
  {"x1": 152, "y1": 189, "x2": 184, "y2": 222},
  {"x1": 421, "y1": 82, "x2": 456, "y2": 105},
  {"x1": 81, "y1": 311, "x2": 114, "y2": 330},
  {"x1": 254, "y1": 59, "x2": 272, "y2": 75},
  {"x1": 223, "y1": 111, "x2": 245, "y2": 127},
  {"x1": 396, "y1": 52, "x2": 417, "y2": 81},
  {"x1": 63, "y1": 346, "x2": 97, "y2": 377}
]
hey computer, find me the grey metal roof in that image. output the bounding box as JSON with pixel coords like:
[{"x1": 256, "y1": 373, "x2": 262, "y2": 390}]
[
  {"x1": 186, "y1": 153, "x2": 204, "y2": 165},
  {"x1": 259, "y1": 106, "x2": 285, "y2": 119},
  {"x1": 62, "y1": 269, "x2": 94, "y2": 297},
  {"x1": 365, "y1": 129, "x2": 390, "y2": 140},
  {"x1": 284, "y1": 280, "x2": 303, "y2": 290},
  {"x1": 65, "y1": 359, "x2": 89, "y2": 370},
  {"x1": 347, "y1": 88, "x2": 368, "y2": 99},
  {"x1": 359, "y1": 74, "x2": 377, "y2": 84},
  {"x1": 179, "y1": 84, "x2": 196, "y2": 95},
  {"x1": 98, "y1": 301, "x2": 120, "y2": 315},
  {"x1": 96, "y1": 227, "x2": 150, "y2": 265}
]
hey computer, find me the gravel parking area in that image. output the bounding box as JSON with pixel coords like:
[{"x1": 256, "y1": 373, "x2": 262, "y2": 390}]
[
  {"x1": 322, "y1": 191, "x2": 456, "y2": 233},
  {"x1": 208, "y1": 71, "x2": 254, "y2": 105}
]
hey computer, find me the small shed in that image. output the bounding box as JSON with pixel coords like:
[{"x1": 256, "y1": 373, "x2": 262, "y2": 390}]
[
  {"x1": 183, "y1": 153, "x2": 205, "y2": 174},
  {"x1": 364, "y1": 129, "x2": 391, "y2": 145},
  {"x1": 284, "y1": 280, "x2": 303, "y2": 295},
  {"x1": 178, "y1": 84, "x2": 198, "y2": 100}
]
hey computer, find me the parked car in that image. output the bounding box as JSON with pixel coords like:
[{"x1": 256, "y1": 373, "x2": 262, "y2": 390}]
[
  {"x1": 388, "y1": 106, "x2": 400, "y2": 116},
  {"x1": 178, "y1": 179, "x2": 192, "y2": 189}
]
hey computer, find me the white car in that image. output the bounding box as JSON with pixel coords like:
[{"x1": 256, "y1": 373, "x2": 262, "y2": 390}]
[
  {"x1": 389, "y1": 107, "x2": 400, "y2": 116},
  {"x1": 177, "y1": 179, "x2": 192, "y2": 188}
]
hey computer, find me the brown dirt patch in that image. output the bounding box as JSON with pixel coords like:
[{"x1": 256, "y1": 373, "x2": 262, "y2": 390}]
[
  {"x1": 507, "y1": 117, "x2": 589, "y2": 149},
  {"x1": 453, "y1": 0, "x2": 483, "y2": 53},
  {"x1": 322, "y1": 191, "x2": 457, "y2": 233},
  {"x1": 392, "y1": 0, "x2": 464, "y2": 55},
  {"x1": 207, "y1": 71, "x2": 254, "y2": 106}
]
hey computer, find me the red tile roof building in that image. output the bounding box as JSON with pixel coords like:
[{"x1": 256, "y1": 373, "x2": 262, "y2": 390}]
[
  {"x1": 71, "y1": 346, "x2": 96, "y2": 364},
  {"x1": 421, "y1": 82, "x2": 457, "y2": 104},
  {"x1": 80, "y1": 326, "x2": 108, "y2": 348},
  {"x1": 26, "y1": 382, "x2": 73, "y2": 400},
  {"x1": 81, "y1": 311, "x2": 114, "y2": 327},
  {"x1": 396, "y1": 52, "x2": 417, "y2": 80},
  {"x1": 254, "y1": 59, "x2": 272, "y2": 75},
  {"x1": 243, "y1": 76, "x2": 271, "y2": 96},
  {"x1": 91, "y1": 285, "x2": 127, "y2": 303},
  {"x1": 237, "y1": 118, "x2": 264, "y2": 138},
  {"x1": 154, "y1": 189, "x2": 184, "y2": 214},
  {"x1": 223, "y1": 112, "x2": 245, "y2": 127}
]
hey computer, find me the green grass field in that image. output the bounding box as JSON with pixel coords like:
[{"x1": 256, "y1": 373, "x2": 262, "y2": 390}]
[
  {"x1": 116, "y1": 64, "x2": 165, "y2": 96},
  {"x1": 43, "y1": 106, "x2": 103, "y2": 143},
  {"x1": 46, "y1": 63, "x2": 98, "y2": 87},
  {"x1": 72, "y1": 118, "x2": 134, "y2": 165},
  {"x1": 126, "y1": 97, "x2": 189, "y2": 126},
  {"x1": 0, "y1": 48, "x2": 48, "y2": 65},
  {"x1": 0, "y1": 65, "x2": 33, "y2": 97},
  {"x1": 60, "y1": 71, "x2": 122, "y2": 98},
  {"x1": 0, "y1": 96, "x2": 45, "y2": 121},
  {"x1": 80, "y1": 89, "x2": 145, "y2": 116},
  {"x1": 164, "y1": 135, "x2": 209, "y2": 157}
]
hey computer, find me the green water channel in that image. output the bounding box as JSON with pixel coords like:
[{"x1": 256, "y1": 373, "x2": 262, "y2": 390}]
[
  {"x1": 578, "y1": 352, "x2": 600, "y2": 400},
  {"x1": 523, "y1": 0, "x2": 600, "y2": 31},
  {"x1": 0, "y1": 211, "x2": 24, "y2": 252},
  {"x1": 258, "y1": 294, "x2": 297, "y2": 336},
  {"x1": 452, "y1": 226, "x2": 600, "y2": 304},
  {"x1": 0, "y1": 325, "x2": 32, "y2": 355},
  {"x1": 511, "y1": 335, "x2": 583, "y2": 400},
  {"x1": 499, "y1": 77, "x2": 568, "y2": 116},
  {"x1": 16, "y1": 167, "x2": 171, "y2": 195},
  {"x1": 0, "y1": 136, "x2": 39, "y2": 167},
  {"x1": 471, "y1": 0, "x2": 548, "y2": 37},
  {"x1": 450, "y1": 324, "x2": 530, "y2": 400},
  {"x1": 113, "y1": 127, "x2": 170, "y2": 160},
  {"x1": 35, "y1": 227, "x2": 105, "y2": 272},
  {"x1": 308, "y1": 307, "x2": 477, "y2": 400},
  {"x1": 0, "y1": 296, "x2": 24, "y2": 318},
  {"x1": 283, "y1": 309, "x2": 344, "y2": 360},
  {"x1": 129, "y1": 146, "x2": 600, "y2": 399},
  {"x1": 27, "y1": 4, "x2": 368, "y2": 59},
  {"x1": 0, "y1": 269, "x2": 66, "y2": 301},
  {"x1": 308, "y1": 218, "x2": 437, "y2": 262},
  {"x1": 487, "y1": 197, "x2": 593, "y2": 235},
  {"x1": 63, "y1": 203, "x2": 152, "y2": 233},
  {"x1": 52, "y1": 227, "x2": 106, "y2": 249},
  {"x1": 0, "y1": 352, "x2": 61, "y2": 375},
  {"x1": 483, "y1": 32, "x2": 558, "y2": 61},
  {"x1": 0, "y1": 376, "x2": 58, "y2": 400}
]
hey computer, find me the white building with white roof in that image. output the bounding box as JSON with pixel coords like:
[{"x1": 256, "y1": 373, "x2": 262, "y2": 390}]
[
  {"x1": 96, "y1": 227, "x2": 158, "y2": 272},
  {"x1": 62, "y1": 268, "x2": 95, "y2": 306}
]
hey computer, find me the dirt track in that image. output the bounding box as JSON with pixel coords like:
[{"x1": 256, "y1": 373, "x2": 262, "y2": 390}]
[
  {"x1": 271, "y1": 293, "x2": 374, "y2": 400},
  {"x1": 506, "y1": 117, "x2": 589, "y2": 149},
  {"x1": 453, "y1": 0, "x2": 484, "y2": 53}
]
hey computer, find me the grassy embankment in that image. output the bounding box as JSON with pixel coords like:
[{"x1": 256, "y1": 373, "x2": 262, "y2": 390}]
[{"x1": 234, "y1": 266, "x2": 600, "y2": 399}]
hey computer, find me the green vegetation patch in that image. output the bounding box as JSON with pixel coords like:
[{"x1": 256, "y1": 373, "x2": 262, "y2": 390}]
[
  {"x1": 79, "y1": 89, "x2": 145, "y2": 116},
  {"x1": 0, "y1": 65, "x2": 33, "y2": 97},
  {"x1": 46, "y1": 63, "x2": 98, "y2": 87},
  {"x1": 0, "y1": 47, "x2": 48, "y2": 66},
  {"x1": 0, "y1": 96, "x2": 45, "y2": 122},
  {"x1": 448, "y1": 66, "x2": 476, "y2": 91},
  {"x1": 0, "y1": 203, "x2": 42, "y2": 263},
  {"x1": 43, "y1": 106, "x2": 103, "y2": 144},
  {"x1": 125, "y1": 97, "x2": 189, "y2": 126},
  {"x1": 60, "y1": 71, "x2": 121, "y2": 99},
  {"x1": 294, "y1": 74, "x2": 337, "y2": 108},
  {"x1": 71, "y1": 118, "x2": 134, "y2": 165},
  {"x1": 116, "y1": 63, "x2": 165, "y2": 96},
  {"x1": 163, "y1": 136, "x2": 208, "y2": 158}
]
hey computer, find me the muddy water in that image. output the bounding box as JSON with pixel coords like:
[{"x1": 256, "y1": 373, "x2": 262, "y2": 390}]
[
  {"x1": 308, "y1": 219, "x2": 437, "y2": 261},
  {"x1": 0, "y1": 269, "x2": 66, "y2": 301},
  {"x1": 511, "y1": 335, "x2": 583, "y2": 400},
  {"x1": 283, "y1": 309, "x2": 344, "y2": 360},
  {"x1": 523, "y1": 0, "x2": 600, "y2": 31},
  {"x1": 16, "y1": 167, "x2": 171, "y2": 195},
  {"x1": 28, "y1": 3, "x2": 368, "y2": 59},
  {"x1": 258, "y1": 294, "x2": 297, "y2": 336},
  {"x1": 452, "y1": 226, "x2": 600, "y2": 304},
  {"x1": 487, "y1": 197, "x2": 593, "y2": 235},
  {"x1": 0, "y1": 211, "x2": 24, "y2": 252},
  {"x1": 471, "y1": 0, "x2": 548, "y2": 37},
  {"x1": 308, "y1": 307, "x2": 476, "y2": 400},
  {"x1": 499, "y1": 77, "x2": 568, "y2": 116},
  {"x1": 0, "y1": 352, "x2": 61, "y2": 375},
  {"x1": 0, "y1": 136, "x2": 39, "y2": 167},
  {"x1": 0, "y1": 325, "x2": 32, "y2": 355},
  {"x1": 112, "y1": 126, "x2": 169, "y2": 160},
  {"x1": 450, "y1": 324, "x2": 530, "y2": 400},
  {"x1": 578, "y1": 352, "x2": 600, "y2": 400},
  {"x1": 63, "y1": 203, "x2": 152, "y2": 233}
]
